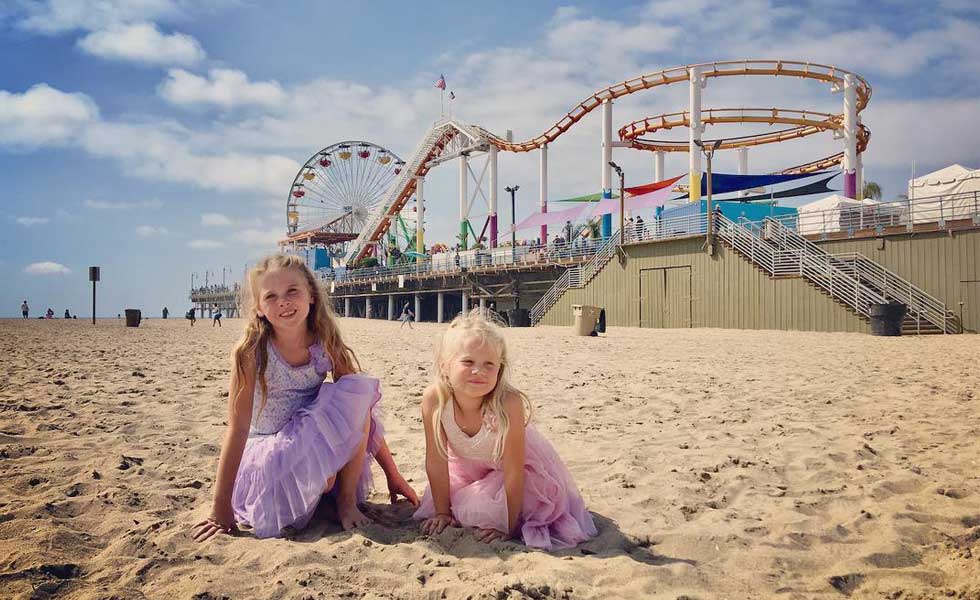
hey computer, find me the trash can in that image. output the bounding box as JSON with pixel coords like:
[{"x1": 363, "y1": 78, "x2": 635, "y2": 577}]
[
  {"x1": 572, "y1": 304, "x2": 602, "y2": 336},
  {"x1": 508, "y1": 308, "x2": 530, "y2": 327},
  {"x1": 869, "y1": 302, "x2": 906, "y2": 336},
  {"x1": 124, "y1": 309, "x2": 142, "y2": 328}
]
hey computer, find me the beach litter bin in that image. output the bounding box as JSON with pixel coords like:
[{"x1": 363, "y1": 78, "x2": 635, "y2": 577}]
[
  {"x1": 572, "y1": 304, "x2": 602, "y2": 336},
  {"x1": 869, "y1": 302, "x2": 906, "y2": 336},
  {"x1": 124, "y1": 309, "x2": 142, "y2": 328},
  {"x1": 508, "y1": 308, "x2": 530, "y2": 327}
]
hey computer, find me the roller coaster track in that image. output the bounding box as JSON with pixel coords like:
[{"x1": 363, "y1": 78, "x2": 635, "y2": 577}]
[
  {"x1": 345, "y1": 60, "x2": 871, "y2": 265},
  {"x1": 618, "y1": 108, "x2": 870, "y2": 174}
]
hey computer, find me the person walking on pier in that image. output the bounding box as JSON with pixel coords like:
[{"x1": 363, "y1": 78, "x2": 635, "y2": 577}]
[
  {"x1": 21, "y1": 300, "x2": 29, "y2": 319},
  {"x1": 399, "y1": 302, "x2": 415, "y2": 330}
]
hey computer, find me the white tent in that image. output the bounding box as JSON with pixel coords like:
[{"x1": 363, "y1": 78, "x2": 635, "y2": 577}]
[
  {"x1": 908, "y1": 164, "x2": 980, "y2": 224},
  {"x1": 796, "y1": 194, "x2": 902, "y2": 235}
]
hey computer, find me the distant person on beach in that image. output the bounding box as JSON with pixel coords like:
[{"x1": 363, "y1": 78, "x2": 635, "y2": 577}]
[
  {"x1": 399, "y1": 302, "x2": 415, "y2": 329},
  {"x1": 21, "y1": 300, "x2": 29, "y2": 319},
  {"x1": 193, "y1": 254, "x2": 417, "y2": 543},
  {"x1": 162, "y1": 307, "x2": 169, "y2": 319},
  {"x1": 45, "y1": 308, "x2": 54, "y2": 319},
  {"x1": 212, "y1": 304, "x2": 222, "y2": 327},
  {"x1": 414, "y1": 312, "x2": 597, "y2": 550},
  {"x1": 186, "y1": 309, "x2": 196, "y2": 326},
  {"x1": 64, "y1": 309, "x2": 71, "y2": 319}
]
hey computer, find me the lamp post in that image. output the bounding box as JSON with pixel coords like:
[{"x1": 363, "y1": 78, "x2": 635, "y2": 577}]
[
  {"x1": 222, "y1": 266, "x2": 230, "y2": 287},
  {"x1": 694, "y1": 139, "x2": 723, "y2": 244},
  {"x1": 505, "y1": 185, "x2": 520, "y2": 248},
  {"x1": 191, "y1": 272, "x2": 197, "y2": 292},
  {"x1": 609, "y1": 161, "x2": 625, "y2": 245}
]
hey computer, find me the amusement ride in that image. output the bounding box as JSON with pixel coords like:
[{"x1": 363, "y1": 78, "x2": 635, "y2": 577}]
[{"x1": 277, "y1": 60, "x2": 872, "y2": 271}]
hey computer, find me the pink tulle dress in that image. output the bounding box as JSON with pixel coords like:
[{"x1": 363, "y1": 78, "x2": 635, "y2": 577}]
[
  {"x1": 231, "y1": 341, "x2": 382, "y2": 538},
  {"x1": 414, "y1": 401, "x2": 597, "y2": 550}
]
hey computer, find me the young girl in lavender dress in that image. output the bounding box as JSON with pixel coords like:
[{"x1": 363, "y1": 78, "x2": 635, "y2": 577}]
[
  {"x1": 414, "y1": 312, "x2": 596, "y2": 550},
  {"x1": 193, "y1": 254, "x2": 418, "y2": 541}
]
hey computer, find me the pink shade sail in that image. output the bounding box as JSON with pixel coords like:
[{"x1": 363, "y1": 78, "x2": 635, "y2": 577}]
[
  {"x1": 509, "y1": 204, "x2": 585, "y2": 233},
  {"x1": 585, "y1": 182, "x2": 678, "y2": 219}
]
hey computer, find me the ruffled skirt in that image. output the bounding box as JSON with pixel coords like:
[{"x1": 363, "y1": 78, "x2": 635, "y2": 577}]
[
  {"x1": 232, "y1": 374, "x2": 383, "y2": 538},
  {"x1": 414, "y1": 425, "x2": 596, "y2": 550}
]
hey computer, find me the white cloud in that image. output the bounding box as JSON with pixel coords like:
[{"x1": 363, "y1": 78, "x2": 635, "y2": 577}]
[
  {"x1": 15, "y1": 0, "x2": 182, "y2": 34},
  {"x1": 15, "y1": 216, "x2": 50, "y2": 226},
  {"x1": 188, "y1": 239, "x2": 224, "y2": 249},
  {"x1": 78, "y1": 22, "x2": 204, "y2": 66},
  {"x1": 84, "y1": 198, "x2": 164, "y2": 210},
  {"x1": 136, "y1": 224, "x2": 168, "y2": 237},
  {"x1": 0, "y1": 84, "x2": 98, "y2": 147},
  {"x1": 24, "y1": 261, "x2": 71, "y2": 275},
  {"x1": 201, "y1": 212, "x2": 232, "y2": 226},
  {"x1": 160, "y1": 68, "x2": 286, "y2": 109},
  {"x1": 235, "y1": 227, "x2": 282, "y2": 247}
]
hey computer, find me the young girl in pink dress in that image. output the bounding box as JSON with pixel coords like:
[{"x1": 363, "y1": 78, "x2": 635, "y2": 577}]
[
  {"x1": 193, "y1": 254, "x2": 417, "y2": 541},
  {"x1": 414, "y1": 312, "x2": 596, "y2": 550}
]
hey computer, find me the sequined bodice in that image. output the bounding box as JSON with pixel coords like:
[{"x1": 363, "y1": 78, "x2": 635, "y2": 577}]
[
  {"x1": 441, "y1": 401, "x2": 498, "y2": 463},
  {"x1": 250, "y1": 340, "x2": 332, "y2": 436}
]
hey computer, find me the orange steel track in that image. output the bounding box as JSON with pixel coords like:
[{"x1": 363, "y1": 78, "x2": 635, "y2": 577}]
[
  {"x1": 476, "y1": 60, "x2": 870, "y2": 153},
  {"x1": 618, "y1": 108, "x2": 870, "y2": 174}
]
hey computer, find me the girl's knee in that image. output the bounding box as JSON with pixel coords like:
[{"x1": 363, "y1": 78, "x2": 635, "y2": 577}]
[{"x1": 323, "y1": 475, "x2": 336, "y2": 493}]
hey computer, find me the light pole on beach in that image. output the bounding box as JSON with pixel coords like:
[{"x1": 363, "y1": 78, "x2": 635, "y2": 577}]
[
  {"x1": 609, "y1": 161, "x2": 625, "y2": 245},
  {"x1": 222, "y1": 266, "x2": 230, "y2": 287},
  {"x1": 694, "y1": 139, "x2": 723, "y2": 245},
  {"x1": 191, "y1": 272, "x2": 197, "y2": 292}
]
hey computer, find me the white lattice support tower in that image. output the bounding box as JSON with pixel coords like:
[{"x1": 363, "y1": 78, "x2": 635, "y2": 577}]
[
  {"x1": 689, "y1": 65, "x2": 704, "y2": 203},
  {"x1": 540, "y1": 143, "x2": 548, "y2": 244}
]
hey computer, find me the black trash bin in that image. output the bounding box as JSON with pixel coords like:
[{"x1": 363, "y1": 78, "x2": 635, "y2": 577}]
[
  {"x1": 508, "y1": 308, "x2": 530, "y2": 327},
  {"x1": 869, "y1": 302, "x2": 906, "y2": 336},
  {"x1": 124, "y1": 309, "x2": 142, "y2": 328}
]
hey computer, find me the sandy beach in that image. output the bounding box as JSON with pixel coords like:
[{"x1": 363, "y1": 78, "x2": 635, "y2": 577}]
[{"x1": 1, "y1": 318, "x2": 978, "y2": 599}]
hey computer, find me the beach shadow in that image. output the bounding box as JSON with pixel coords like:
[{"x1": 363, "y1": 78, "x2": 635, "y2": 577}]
[{"x1": 289, "y1": 502, "x2": 694, "y2": 568}]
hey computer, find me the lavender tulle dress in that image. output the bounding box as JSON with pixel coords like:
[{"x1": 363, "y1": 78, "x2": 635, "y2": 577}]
[
  {"x1": 414, "y1": 402, "x2": 597, "y2": 550},
  {"x1": 231, "y1": 341, "x2": 382, "y2": 538}
]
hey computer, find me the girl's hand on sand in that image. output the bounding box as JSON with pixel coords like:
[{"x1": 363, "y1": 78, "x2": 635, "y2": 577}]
[
  {"x1": 421, "y1": 514, "x2": 457, "y2": 535},
  {"x1": 475, "y1": 528, "x2": 510, "y2": 544},
  {"x1": 387, "y1": 474, "x2": 420, "y2": 506},
  {"x1": 192, "y1": 508, "x2": 236, "y2": 542}
]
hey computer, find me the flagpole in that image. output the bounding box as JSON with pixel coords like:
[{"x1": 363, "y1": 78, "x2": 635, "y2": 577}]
[{"x1": 441, "y1": 89, "x2": 444, "y2": 117}]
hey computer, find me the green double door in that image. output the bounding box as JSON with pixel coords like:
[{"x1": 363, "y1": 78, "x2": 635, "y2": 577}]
[{"x1": 640, "y1": 267, "x2": 692, "y2": 328}]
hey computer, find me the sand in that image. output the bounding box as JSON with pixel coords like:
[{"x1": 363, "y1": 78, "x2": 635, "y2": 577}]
[{"x1": 1, "y1": 317, "x2": 978, "y2": 599}]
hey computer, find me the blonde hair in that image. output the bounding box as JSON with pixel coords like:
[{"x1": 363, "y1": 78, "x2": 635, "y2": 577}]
[
  {"x1": 430, "y1": 311, "x2": 531, "y2": 461},
  {"x1": 234, "y1": 254, "x2": 359, "y2": 412}
]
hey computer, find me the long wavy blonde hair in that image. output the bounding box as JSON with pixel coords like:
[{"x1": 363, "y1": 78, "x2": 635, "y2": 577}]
[
  {"x1": 430, "y1": 311, "x2": 531, "y2": 461},
  {"x1": 234, "y1": 254, "x2": 359, "y2": 412}
]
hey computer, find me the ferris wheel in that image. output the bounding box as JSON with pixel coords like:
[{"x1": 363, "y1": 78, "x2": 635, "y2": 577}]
[{"x1": 286, "y1": 141, "x2": 406, "y2": 245}]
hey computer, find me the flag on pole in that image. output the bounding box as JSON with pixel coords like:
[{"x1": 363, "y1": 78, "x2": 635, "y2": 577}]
[
  {"x1": 435, "y1": 74, "x2": 446, "y2": 90},
  {"x1": 449, "y1": 91, "x2": 455, "y2": 100}
]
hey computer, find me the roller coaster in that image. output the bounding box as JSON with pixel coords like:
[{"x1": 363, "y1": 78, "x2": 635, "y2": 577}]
[{"x1": 279, "y1": 60, "x2": 872, "y2": 268}]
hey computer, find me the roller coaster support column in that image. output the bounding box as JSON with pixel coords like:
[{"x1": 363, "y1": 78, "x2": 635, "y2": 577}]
[
  {"x1": 601, "y1": 99, "x2": 613, "y2": 238},
  {"x1": 540, "y1": 144, "x2": 548, "y2": 244},
  {"x1": 689, "y1": 66, "x2": 704, "y2": 203},
  {"x1": 489, "y1": 146, "x2": 499, "y2": 248},
  {"x1": 842, "y1": 73, "x2": 858, "y2": 199},
  {"x1": 415, "y1": 176, "x2": 425, "y2": 254},
  {"x1": 654, "y1": 151, "x2": 664, "y2": 183},
  {"x1": 855, "y1": 115, "x2": 864, "y2": 201},
  {"x1": 459, "y1": 153, "x2": 469, "y2": 249},
  {"x1": 738, "y1": 148, "x2": 748, "y2": 198}
]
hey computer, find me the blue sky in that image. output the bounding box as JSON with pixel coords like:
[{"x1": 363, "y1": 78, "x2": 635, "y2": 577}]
[{"x1": 2, "y1": 0, "x2": 979, "y2": 317}]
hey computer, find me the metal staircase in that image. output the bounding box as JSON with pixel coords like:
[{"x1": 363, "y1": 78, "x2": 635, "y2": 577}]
[
  {"x1": 760, "y1": 218, "x2": 960, "y2": 334},
  {"x1": 529, "y1": 230, "x2": 621, "y2": 325}
]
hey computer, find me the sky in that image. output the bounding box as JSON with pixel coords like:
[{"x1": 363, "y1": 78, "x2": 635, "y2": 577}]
[{"x1": 1, "y1": 0, "x2": 979, "y2": 317}]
